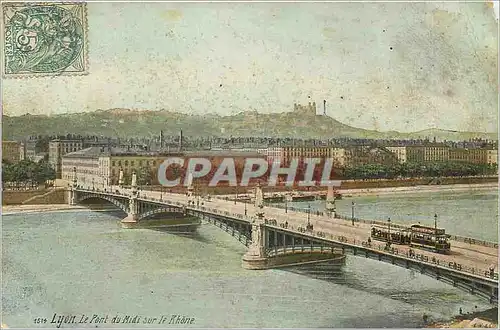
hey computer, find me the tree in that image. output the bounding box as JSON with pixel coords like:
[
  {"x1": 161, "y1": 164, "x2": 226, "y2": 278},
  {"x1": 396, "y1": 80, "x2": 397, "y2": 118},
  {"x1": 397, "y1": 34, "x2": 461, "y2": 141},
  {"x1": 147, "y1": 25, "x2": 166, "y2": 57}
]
[
  {"x1": 137, "y1": 166, "x2": 153, "y2": 186},
  {"x1": 35, "y1": 136, "x2": 51, "y2": 153}
]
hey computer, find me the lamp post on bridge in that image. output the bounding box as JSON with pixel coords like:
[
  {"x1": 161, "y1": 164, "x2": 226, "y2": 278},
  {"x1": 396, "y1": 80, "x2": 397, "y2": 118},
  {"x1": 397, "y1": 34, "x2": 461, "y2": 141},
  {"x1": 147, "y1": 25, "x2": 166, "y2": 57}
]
[
  {"x1": 387, "y1": 217, "x2": 391, "y2": 246},
  {"x1": 92, "y1": 177, "x2": 95, "y2": 190},
  {"x1": 72, "y1": 167, "x2": 77, "y2": 187},
  {"x1": 244, "y1": 199, "x2": 247, "y2": 216},
  {"x1": 351, "y1": 201, "x2": 355, "y2": 225},
  {"x1": 434, "y1": 213, "x2": 438, "y2": 251},
  {"x1": 307, "y1": 203, "x2": 311, "y2": 227},
  {"x1": 285, "y1": 194, "x2": 288, "y2": 213}
]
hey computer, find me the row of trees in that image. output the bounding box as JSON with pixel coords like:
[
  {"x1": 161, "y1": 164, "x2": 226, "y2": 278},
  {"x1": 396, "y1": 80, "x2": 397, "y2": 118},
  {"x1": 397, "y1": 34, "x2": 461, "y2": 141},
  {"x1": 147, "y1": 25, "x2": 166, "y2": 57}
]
[
  {"x1": 2, "y1": 160, "x2": 56, "y2": 188},
  {"x1": 341, "y1": 162, "x2": 498, "y2": 180},
  {"x1": 126, "y1": 161, "x2": 498, "y2": 185}
]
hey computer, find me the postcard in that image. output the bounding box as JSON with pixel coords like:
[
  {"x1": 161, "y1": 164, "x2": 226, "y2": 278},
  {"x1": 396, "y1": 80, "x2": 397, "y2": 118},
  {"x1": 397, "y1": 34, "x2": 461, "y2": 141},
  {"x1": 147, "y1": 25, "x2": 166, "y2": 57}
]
[{"x1": 1, "y1": 1, "x2": 498, "y2": 329}]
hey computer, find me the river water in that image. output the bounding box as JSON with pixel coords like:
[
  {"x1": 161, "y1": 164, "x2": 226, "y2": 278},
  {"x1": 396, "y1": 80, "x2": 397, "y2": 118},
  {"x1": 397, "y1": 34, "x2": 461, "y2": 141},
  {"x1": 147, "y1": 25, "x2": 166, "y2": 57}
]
[{"x1": 2, "y1": 189, "x2": 497, "y2": 328}]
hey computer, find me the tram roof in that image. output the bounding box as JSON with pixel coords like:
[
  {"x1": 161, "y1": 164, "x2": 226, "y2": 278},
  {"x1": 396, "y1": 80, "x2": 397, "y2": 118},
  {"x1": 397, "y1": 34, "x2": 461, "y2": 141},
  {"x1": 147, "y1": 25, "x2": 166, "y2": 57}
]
[
  {"x1": 371, "y1": 224, "x2": 410, "y2": 231},
  {"x1": 410, "y1": 224, "x2": 446, "y2": 231}
]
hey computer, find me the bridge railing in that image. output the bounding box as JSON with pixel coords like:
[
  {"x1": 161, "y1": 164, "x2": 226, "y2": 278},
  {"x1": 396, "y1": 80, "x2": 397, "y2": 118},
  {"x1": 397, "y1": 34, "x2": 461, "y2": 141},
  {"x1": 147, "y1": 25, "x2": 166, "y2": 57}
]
[
  {"x1": 266, "y1": 246, "x2": 344, "y2": 257},
  {"x1": 269, "y1": 204, "x2": 497, "y2": 248},
  {"x1": 264, "y1": 221, "x2": 497, "y2": 281},
  {"x1": 76, "y1": 187, "x2": 498, "y2": 281}
]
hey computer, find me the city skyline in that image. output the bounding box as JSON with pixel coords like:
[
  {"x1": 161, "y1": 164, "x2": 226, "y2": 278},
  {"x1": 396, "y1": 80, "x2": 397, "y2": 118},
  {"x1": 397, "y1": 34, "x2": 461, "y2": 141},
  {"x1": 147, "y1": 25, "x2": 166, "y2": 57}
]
[{"x1": 2, "y1": 2, "x2": 499, "y2": 134}]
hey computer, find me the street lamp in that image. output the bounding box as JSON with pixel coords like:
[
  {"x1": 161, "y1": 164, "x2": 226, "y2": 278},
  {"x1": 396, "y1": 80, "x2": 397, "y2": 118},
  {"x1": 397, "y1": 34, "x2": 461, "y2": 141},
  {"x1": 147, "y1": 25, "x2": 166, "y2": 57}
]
[
  {"x1": 351, "y1": 201, "x2": 355, "y2": 225},
  {"x1": 285, "y1": 195, "x2": 288, "y2": 213},
  {"x1": 434, "y1": 213, "x2": 438, "y2": 250},
  {"x1": 244, "y1": 199, "x2": 247, "y2": 216},
  {"x1": 92, "y1": 177, "x2": 95, "y2": 190},
  {"x1": 387, "y1": 217, "x2": 391, "y2": 244},
  {"x1": 234, "y1": 186, "x2": 238, "y2": 205},
  {"x1": 307, "y1": 204, "x2": 311, "y2": 226}
]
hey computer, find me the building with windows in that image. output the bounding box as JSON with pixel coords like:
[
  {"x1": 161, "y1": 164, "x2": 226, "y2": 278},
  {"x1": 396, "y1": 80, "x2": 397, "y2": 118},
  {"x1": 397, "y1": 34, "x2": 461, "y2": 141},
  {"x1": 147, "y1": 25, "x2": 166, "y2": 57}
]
[
  {"x1": 182, "y1": 150, "x2": 266, "y2": 187},
  {"x1": 406, "y1": 144, "x2": 450, "y2": 163},
  {"x1": 281, "y1": 146, "x2": 345, "y2": 166},
  {"x1": 344, "y1": 146, "x2": 399, "y2": 167},
  {"x1": 62, "y1": 147, "x2": 176, "y2": 187},
  {"x1": 61, "y1": 147, "x2": 103, "y2": 188},
  {"x1": 385, "y1": 146, "x2": 407, "y2": 163},
  {"x1": 49, "y1": 139, "x2": 85, "y2": 178},
  {"x1": 104, "y1": 151, "x2": 178, "y2": 186},
  {"x1": 2, "y1": 141, "x2": 21, "y2": 163},
  {"x1": 449, "y1": 148, "x2": 487, "y2": 164},
  {"x1": 19, "y1": 140, "x2": 37, "y2": 161},
  {"x1": 486, "y1": 149, "x2": 498, "y2": 165}
]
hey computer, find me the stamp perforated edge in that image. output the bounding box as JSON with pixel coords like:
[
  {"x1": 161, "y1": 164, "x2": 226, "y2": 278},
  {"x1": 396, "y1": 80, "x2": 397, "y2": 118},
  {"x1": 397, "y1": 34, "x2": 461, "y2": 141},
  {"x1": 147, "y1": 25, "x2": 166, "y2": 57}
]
[{"x1": 1, "y1": 1, "x2": 89, "y2": 79}]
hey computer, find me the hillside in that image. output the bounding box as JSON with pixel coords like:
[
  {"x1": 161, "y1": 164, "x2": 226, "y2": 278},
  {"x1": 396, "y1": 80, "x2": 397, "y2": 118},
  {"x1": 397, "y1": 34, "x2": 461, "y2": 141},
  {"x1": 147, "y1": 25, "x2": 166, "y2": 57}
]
[{"x1": 2, "y1": 109, "x2": 497, "y2": 141}]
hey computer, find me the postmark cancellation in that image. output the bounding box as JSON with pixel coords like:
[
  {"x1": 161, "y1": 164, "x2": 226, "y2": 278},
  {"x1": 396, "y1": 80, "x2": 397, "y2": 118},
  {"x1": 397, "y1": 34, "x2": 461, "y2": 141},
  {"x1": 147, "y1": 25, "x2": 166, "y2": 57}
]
[{"x1": 2, "y1": 2, "x2": 88, "y2": 78}]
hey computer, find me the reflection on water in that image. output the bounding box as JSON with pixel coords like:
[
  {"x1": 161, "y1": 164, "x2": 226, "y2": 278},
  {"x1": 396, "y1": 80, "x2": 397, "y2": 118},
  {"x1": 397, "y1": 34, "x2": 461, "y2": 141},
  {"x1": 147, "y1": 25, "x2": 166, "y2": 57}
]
[{"x1": 2, "y1": 189, "x2": 496, "y2": 328}]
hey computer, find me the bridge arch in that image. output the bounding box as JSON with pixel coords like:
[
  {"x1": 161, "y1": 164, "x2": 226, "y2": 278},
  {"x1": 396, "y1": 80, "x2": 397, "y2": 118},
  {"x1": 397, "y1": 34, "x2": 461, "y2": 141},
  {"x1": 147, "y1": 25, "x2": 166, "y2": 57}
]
[
  {"x1": 76, "y1": 194, "x2": 129, "y2": 214},
  {"x1": 137, "y1": 206, "x2": 184, "y2": 221},
  {"x1": 185, "y1": 209, "x2": 252, "y2": 246}
]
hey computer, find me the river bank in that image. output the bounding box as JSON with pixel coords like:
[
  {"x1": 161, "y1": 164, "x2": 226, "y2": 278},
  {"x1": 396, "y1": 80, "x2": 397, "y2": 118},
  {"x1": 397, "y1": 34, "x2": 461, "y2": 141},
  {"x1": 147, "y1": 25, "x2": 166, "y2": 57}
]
[
  {"x1": 426, "y1": 307, "x2": 498, "y2": 328},
  {"x1": 1, "y1": 204, "x2": 115, "y2": 215},
  {"x1": 340, "y1": 182, "x2": 498, "y2": 197}
]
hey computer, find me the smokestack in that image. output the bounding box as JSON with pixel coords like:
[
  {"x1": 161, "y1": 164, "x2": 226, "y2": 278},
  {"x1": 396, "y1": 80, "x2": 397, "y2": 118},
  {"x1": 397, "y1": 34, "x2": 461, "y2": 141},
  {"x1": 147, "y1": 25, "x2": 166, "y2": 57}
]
[
  {"x1": 323, "y1": 100, "x2": 326, "y2": 115},
  {"x1": 178, "y1": 129, "x2": 183, "y2": 152}
]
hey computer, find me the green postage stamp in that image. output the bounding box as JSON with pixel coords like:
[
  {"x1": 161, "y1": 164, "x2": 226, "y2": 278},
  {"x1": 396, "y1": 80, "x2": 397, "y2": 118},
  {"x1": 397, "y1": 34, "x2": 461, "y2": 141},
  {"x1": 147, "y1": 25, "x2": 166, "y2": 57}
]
[{"x1": 2, "y1": 2, "x2": 88, "y2": 77}]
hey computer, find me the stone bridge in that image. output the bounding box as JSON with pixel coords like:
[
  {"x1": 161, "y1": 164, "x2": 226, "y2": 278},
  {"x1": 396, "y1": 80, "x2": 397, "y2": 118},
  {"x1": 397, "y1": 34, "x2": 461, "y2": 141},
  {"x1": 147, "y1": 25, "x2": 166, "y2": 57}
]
[{"x1": 67, "y1": 173, "x2": 498, "y2": 304}]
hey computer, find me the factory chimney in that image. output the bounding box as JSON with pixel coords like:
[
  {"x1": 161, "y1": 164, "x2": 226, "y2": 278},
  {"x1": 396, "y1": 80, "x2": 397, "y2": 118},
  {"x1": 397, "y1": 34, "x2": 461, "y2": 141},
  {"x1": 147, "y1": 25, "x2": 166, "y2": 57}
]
[
  {"x1": 323, "y1": 100, "x2": 327, "y2": 116},
  {"x1": 178, "y1": 129, "x2": 183, "y2": 152}
]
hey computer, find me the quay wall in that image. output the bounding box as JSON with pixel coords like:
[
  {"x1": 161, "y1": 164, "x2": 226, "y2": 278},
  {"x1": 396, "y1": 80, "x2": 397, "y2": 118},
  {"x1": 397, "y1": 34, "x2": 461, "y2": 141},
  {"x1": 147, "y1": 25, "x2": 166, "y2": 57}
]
[
  {"x1": 3, "y1": 188, "x2": 67, "y2": 205},
  {"x1": 143, "y1": 176, "x2": 498, "y2": 195}
]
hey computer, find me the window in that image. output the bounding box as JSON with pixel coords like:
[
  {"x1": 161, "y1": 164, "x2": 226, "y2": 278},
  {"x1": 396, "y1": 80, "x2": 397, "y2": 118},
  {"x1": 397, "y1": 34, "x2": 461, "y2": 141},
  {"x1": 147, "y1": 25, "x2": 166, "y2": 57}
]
[
  {"x1": 139, "y1": 160, "x2": 143, "y2": 166},
  {"x1": 131, "y1": 161, "x2": 135, "y2": 167},
  {"x1": 125, "y1": 160, "x2": 129, "y2": 166},
  {"x1": 118, "y1": 161, "x2": 122, "y2": 166},
  {"x1": 112, "y1": 161, "x2": 115, "y2": 166}
]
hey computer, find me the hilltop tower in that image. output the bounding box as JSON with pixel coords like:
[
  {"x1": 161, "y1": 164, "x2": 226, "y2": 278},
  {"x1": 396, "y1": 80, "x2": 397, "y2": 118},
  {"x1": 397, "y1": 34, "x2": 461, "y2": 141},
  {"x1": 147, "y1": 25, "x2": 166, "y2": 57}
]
[{"x1": 293, "y1": 102, "x2": 317, "y2": 116}]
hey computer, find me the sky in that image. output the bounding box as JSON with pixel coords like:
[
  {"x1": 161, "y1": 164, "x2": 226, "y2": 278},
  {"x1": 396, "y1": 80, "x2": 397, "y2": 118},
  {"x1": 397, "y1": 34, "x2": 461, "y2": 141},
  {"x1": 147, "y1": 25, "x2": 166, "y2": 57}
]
[{"x1": 2, "y1": 1, "x2": 499, "y2": 133}]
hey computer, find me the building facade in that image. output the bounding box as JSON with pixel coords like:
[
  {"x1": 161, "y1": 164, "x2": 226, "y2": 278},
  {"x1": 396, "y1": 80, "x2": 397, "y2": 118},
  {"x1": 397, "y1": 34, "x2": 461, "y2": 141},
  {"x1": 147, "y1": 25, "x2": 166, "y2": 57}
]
[
  {"x1": 406, "y1": 145, "x2": 450, "y2": 163},
  {"x1": 19, "y1": 140, "x2": 37, "y2": 161},
  {"x1": 448, "y1": 148, "x2": 487, "y2": 164},
  {"x1": 486, "y1": 149, "x2": 498, "y2": 165},
  {"x1": 385, "y1": 146, "x2": 407, "y2": 163},
  {"x1": 49, "y1": 139, "x2": 85, "y2": 178},
  {"x1": 2, "y1": 141, "x2": 21, "y2": 163},
  {"x1": 344, "y1": 146, "x2": 399, "y2": 167}
]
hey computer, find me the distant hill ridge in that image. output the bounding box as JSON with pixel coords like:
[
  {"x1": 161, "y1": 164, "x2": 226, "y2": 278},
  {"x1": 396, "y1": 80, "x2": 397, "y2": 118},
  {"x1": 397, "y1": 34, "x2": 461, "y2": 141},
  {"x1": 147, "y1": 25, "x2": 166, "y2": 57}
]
[{"x1": 2, "y1": 108, "x2": 497, "y2": 141}]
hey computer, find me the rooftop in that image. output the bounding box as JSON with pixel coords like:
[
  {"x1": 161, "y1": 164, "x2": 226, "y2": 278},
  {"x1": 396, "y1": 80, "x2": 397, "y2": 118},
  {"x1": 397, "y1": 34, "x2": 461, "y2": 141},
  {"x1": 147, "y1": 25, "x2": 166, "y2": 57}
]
[{"x1": 183, "y1": 150, "x2": 265, "y2": 157}]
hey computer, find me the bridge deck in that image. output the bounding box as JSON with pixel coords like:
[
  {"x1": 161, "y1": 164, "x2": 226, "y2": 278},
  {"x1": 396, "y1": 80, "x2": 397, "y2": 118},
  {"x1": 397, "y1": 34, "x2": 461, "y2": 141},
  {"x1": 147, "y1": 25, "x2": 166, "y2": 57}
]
[{"x1": 78, "y1": 186, "x2": 499, "y2": 281}]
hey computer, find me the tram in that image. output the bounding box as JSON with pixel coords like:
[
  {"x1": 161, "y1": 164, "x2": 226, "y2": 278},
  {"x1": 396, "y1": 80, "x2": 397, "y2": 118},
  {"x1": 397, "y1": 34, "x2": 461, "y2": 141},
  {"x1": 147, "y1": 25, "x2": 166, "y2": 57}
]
[
  {"x1": 370, "y1": 225, "x2": 411, "y2": 244},
  {"x1": 370, "y1": 224, "x2": 451, "y2": 254},
  {"x1": 409, "y1": 224, "x2": 451, "y2": 254}
]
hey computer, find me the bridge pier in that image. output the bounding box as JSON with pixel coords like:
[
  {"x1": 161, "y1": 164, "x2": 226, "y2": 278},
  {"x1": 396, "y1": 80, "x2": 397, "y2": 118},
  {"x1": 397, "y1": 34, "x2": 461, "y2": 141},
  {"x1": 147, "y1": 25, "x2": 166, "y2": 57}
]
[
  {"x1": 68, "y1": 188, "x2": 77, "y2": 206},
  {"x1": 242, "y1": 221, "x2": 267, "y2": 269},
  {"x1": 121, "y1": 174, "x2": 139, "y2": 229}
]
